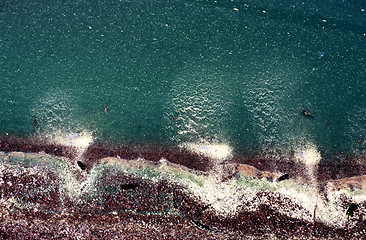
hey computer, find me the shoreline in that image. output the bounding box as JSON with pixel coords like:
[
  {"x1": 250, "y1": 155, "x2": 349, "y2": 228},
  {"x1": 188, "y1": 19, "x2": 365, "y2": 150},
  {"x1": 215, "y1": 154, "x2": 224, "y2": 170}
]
[
  {"x1": 1, "y1": 135, "x2": 366, "y2": 181},
  {"x1": 1, "y1": 135, "x2": 366, "y2": 238}
]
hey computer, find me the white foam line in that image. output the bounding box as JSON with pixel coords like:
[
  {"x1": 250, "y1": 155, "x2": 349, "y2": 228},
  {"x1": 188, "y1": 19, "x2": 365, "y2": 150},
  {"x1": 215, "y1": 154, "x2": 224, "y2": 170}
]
[{"x1": 3, "y1": 150, "x2": 366, "y2": 228}]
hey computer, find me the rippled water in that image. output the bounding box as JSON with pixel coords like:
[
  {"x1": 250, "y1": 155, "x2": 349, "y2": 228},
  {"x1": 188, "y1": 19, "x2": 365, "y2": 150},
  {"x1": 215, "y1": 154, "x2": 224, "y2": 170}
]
[
  {"x1": 1, "y1": 0, "x2": 365, "y2": 155},
  {"x1": 1, "y1": 2, "x2": 366, "y2": 236}
]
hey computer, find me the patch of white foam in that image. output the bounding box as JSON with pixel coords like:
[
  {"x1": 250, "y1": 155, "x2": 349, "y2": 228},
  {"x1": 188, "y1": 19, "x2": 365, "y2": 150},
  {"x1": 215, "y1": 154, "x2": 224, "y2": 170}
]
[
  {"x1": 284, "y1": 145, "x2": 352, "y2": 226},
  {"x1": 180, "y1": 142, "x2": 233, "y2": 163},
  {"x1": 295, "y1": 145, "x2": 321, "y2": 167},
  {"x1": 101, "y1": 156, "x2": 246, "y2": 216},
  {"x1": 187, "y1": 175, "x2": 253, "y2": 216},
  {"x1": 275, "y1": 184, "x2": 351, "y2": 227},
  {"x1": 160, "y1": 153, "x2": 360, "y2": 226},
  {"x1": 176, "y1": 142, "x2": 247, "y2": 215},
  {"x1": 47, "y1": 130, "x2": 93, "y2": 149},
  {"x1": 295, "y1": 144, "x2": 321, "y2": 180},
  {"x1": 45, "y1": 130, "x2": 94, "y2": 159}
]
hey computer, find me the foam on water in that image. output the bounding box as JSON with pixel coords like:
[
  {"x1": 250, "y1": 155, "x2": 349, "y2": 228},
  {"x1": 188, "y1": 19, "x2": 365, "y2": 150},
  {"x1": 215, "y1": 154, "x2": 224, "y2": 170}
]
[
  {"x1": 43, "y1": 129, "x2": 96, "y2": 198},
  {"x1": 101, "y1": 156, "x2": 251, "y2": 216},
  {"x1": 0, "y1": 0, "x2": 365, "y2": 235},
  {"x1": 100, "y1": 155, "x2": 365, "y2": 225},
  {"x1": 180, "y1": 142, "x2": 233, "y2": 163},
  {"x1": 0, "y1": 151, "x2": 103, "y2": 203},
  {"x1": 47, "y1": 130, "x2": 93, "y2": 149},
  {"x1": 275, "y1": 182, "x2": 348, "y2": 227},
  {"x1": 43, "y1": 130, "x2": 94, "y2": 162},
  {"x1": 295, "y1": 143, "x2": 321, "y2": 180},
  {"x1": 2, "y1": 133, "x2": 364, "y2": 227},
  {"x1": 295, "y1": 145, "x2": 321, "y2": 167}
]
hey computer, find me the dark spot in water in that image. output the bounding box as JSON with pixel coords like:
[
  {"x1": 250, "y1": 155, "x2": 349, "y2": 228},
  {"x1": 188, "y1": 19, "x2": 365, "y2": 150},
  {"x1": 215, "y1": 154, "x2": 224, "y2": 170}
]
[
  {"x1": 302, "y1": 110, "x2": 314, "y2": 118},
  {"x1": 77, "y1": 161, "x2": 87, "y2": 170},
  {"x1": 276, "y1": 174, "x2": 290, "y2": 182},
  {"x1": 120, "y1": 183, "x2": 138, "y2": 190},
  {"x1": 33, "y1": 116, "x2": 37, "y2": 128}
]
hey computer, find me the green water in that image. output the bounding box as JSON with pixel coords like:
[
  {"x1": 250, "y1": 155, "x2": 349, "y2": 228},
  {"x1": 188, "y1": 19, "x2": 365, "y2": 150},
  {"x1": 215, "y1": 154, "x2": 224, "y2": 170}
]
[{"x1": 1, "y1": 0, "x2": 365, "y2": 155}]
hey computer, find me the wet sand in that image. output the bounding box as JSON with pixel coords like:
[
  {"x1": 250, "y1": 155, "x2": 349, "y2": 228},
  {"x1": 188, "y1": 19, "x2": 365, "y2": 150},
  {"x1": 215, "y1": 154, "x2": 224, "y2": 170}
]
[{"x1": 1, "y1": 135, "x2": 366, "y2": 239}]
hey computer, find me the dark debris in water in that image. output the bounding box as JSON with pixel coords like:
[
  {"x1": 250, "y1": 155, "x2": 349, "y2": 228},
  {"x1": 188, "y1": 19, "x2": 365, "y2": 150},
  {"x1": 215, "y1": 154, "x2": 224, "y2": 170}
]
[{"x1": 302, "y1": 110, "x2": 314, "y2": 118}]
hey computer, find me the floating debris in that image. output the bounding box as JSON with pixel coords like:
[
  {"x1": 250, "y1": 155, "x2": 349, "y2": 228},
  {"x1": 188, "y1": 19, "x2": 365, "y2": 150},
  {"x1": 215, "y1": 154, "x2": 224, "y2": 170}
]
[
  {"x1": 302, "y1": 110, "x2": 314, "y2": 118},
  {"x1": 33, "y1": 116, "x2": 37, "y2": 128},
  {"x1": 104, "y1": 102, "x2": 109, "y2": 115}
]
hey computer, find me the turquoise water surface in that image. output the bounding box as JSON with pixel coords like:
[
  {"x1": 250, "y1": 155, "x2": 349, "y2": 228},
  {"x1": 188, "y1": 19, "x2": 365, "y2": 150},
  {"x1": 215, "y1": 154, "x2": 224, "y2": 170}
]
[{"x1": 1, "y1": 0, "x2": 365, "y2": 156}]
